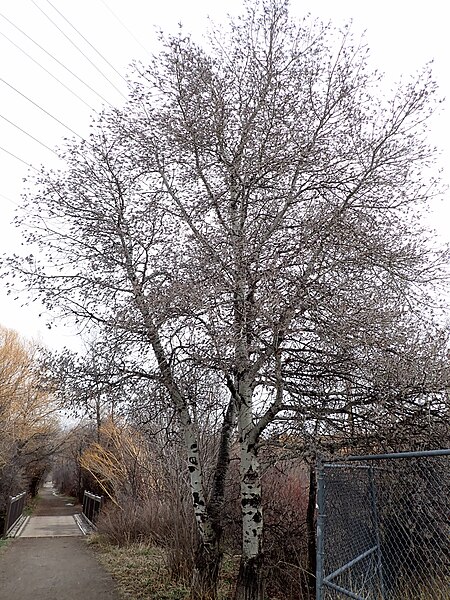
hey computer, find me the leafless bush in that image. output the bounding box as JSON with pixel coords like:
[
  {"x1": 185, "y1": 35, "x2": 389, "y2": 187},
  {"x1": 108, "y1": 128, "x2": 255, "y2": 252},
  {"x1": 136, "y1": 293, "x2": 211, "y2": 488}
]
[
  {"x1": 263, "y1": 462, "x2": 313, "y2": 599},
  {"x1": 52, "y1": 456, "x2": 80, "y2": 497},
  {"x1": 97, "y1": 492, "x2": 195, "y2": 581},
  {"x1": 222, "y1": 455, "x2": 315, "y2": 599}
]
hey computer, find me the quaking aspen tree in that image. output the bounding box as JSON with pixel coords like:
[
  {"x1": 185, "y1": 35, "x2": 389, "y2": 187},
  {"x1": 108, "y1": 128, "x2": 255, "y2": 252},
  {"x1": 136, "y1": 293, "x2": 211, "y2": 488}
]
[{"x1": 8, "y1": 1, "x2": 448, "y2": 598}]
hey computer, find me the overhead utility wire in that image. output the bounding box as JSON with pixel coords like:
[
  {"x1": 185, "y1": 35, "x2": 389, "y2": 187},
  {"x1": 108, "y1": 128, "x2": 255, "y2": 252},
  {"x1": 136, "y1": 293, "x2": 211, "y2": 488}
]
[
  {"x1": 31, "y1": 0, "x2": 127, "y2": 100},
  {"x1": 0, "y1": 29, "x2": 95, "y2": 112},
  {"x1": 0, "y1": 12, "x2": 113, "y2": 107},
  {"x1": 44, "y1": 0, "x2": 129, "y2": 87},
  {"x1": 0, "y1": 145, "x2": 39, "y2": 171},
  {"x1": 0, "y1": 192, "x2": 19, "y2": 206},
  {"x1": 0, "y1": 113, "x2": 58, "y2": 155},
  {"x1": 0, "y1": 77, "x2": 83, "y2": 140},
  {"x1": 98, "y1": 0, "x2": 152, "y2": 58}
]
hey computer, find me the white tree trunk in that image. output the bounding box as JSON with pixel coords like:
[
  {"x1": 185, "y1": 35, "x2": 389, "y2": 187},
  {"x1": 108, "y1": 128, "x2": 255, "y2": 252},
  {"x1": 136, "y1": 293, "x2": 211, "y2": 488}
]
[
  {"x1": 180, "y1": 407, "x2": 214, "y2": 542},
  {"x1": 235, "y1": 381, "x2": 264, "y2": 600}
]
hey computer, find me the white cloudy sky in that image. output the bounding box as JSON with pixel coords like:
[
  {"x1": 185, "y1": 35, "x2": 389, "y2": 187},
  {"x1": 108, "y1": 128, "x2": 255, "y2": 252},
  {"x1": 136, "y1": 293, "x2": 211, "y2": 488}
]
[{"x1": 0, "y1": 0, "x2": 449, "y2": 349}]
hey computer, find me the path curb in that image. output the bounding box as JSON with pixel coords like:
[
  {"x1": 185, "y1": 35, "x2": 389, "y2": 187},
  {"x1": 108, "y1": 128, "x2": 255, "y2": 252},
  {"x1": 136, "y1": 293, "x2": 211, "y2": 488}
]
[
  {"x1": 7, "y1": 515, "x2": 29, "y2": 538},
  {"x1": 74, "y1": 513, "x2": 95, "y2": 536}
]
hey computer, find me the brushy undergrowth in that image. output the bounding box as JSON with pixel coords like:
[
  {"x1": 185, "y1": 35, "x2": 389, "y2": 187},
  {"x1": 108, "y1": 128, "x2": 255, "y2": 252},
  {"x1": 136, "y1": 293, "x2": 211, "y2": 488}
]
[
  {"x1": 23, "y1": 495, "x2": 39, "y2": 516},
  {"x1": 88, "y1": 535, "x2": 238, "y2": 600},
  {"x1": 392, "y1": 580, "x2": 450, "y2": 600}
]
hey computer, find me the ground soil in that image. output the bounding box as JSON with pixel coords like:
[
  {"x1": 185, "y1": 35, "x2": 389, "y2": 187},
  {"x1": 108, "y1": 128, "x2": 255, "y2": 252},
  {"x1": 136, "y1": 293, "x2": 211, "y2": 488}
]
[{"x1": 0, "y1": 486, "x2": 120, "y2": 600}]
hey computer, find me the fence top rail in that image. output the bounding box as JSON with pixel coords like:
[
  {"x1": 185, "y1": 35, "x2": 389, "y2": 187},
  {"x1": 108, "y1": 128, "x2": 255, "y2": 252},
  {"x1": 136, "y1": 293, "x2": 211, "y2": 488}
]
[
  {"x1": 83, "y1": 491, "x2": 102, "y2": 502},
  {"x1": 323, "y1": 448, "x2": 450, "y2": 464},
  {"x1": 9, "y1": 491, "x2": 26, "y2": 503}
]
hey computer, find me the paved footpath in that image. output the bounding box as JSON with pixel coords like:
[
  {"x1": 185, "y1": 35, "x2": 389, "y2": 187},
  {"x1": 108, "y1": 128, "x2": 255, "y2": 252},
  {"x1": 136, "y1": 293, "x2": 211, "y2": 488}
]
[{"x1": 0, "y1": 484, "x2": 120, "y2": 600}]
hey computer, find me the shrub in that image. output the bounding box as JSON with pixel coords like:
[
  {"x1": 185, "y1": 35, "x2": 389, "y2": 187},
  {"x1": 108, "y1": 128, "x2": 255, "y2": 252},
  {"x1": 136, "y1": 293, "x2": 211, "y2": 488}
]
[{"x1": 97, "y1": 492, "x2": 195, "y2": 582}]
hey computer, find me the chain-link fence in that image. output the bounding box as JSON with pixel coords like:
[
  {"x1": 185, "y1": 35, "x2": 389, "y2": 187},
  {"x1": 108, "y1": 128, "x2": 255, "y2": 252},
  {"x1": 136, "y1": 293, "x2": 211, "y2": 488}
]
[{"x1": 316, "y1": 449, "x2": 450, "y2": 600}]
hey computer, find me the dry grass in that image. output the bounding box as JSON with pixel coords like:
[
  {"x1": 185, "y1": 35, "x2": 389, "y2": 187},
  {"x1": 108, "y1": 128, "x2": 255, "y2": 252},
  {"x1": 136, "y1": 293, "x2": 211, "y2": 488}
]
[
  {"x1": 89, "y1": 536, "x2": 186, "y2": 599},
  {"x1": 96, "y1": 498, "x2": 196, "y2": 582},
  {"x1": 89, "y1": 534, "x2": 450, "y2": 600},
  {"x1": 392, "y1": 580, "x2": 450, "y2": 600},
  {"x1": 88, "y1": 535, "x2": 239, "y2": 600}
]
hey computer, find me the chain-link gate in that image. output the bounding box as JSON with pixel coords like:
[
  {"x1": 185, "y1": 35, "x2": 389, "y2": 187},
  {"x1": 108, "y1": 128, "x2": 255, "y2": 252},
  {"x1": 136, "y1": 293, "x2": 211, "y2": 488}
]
[{"x1": 316, "y1": 449, "x2": 450, "y2": 600}]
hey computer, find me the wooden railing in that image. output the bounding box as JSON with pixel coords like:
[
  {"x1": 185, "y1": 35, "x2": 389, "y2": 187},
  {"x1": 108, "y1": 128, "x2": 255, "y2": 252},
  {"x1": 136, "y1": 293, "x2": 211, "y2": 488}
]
[
  {"x1": 3, "y1": 491, "x2": 26, "y2": 537},
  {"x1": 82, "y1": 491, "x2": 103, "y2": 526}
]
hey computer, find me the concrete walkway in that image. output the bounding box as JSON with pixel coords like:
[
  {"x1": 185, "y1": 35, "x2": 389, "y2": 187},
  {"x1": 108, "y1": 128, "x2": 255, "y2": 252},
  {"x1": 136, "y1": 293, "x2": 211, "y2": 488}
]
[
  {"x1": 19, "y1": 483, "x2": 82, "y2": 538},
  {"x1": 0, "y1": 485, "x2": 119, "y2": 600},
  {"x1": 20, "y1": 515, "x2": 83, "y2": 537}
]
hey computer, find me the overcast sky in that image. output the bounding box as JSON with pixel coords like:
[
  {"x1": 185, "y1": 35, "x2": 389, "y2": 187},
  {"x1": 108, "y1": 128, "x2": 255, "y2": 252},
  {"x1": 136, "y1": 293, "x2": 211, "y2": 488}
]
[{"x1": 0, "y1": 0, "x2": 449, "y2": 349}]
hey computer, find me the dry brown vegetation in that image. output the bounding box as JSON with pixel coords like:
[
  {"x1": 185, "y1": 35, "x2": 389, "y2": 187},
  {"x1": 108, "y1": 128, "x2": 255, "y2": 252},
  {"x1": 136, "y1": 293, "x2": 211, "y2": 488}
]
[
  {"x1": 90, "y1": 537, "x2": 241, "y2": 600},
  {"x1": 52, "y1": 414, "x2": 318, "y2": 598}
]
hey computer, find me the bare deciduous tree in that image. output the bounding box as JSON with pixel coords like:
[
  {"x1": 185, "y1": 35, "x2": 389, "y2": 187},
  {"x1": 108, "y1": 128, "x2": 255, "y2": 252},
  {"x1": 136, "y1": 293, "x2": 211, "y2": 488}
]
[{"x1": 6, "y1": 1, "x2": 448, "y2": 598}]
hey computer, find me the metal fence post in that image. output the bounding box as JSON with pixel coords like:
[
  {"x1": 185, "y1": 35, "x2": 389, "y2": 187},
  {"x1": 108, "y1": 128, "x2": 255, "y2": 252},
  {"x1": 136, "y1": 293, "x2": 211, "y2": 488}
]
[
  {"x1": 316, "y1": 458, "x2": 325, "y2": 600},
  {"x1": 369, "y1": 465, "x2": 385, "y2": 600}
]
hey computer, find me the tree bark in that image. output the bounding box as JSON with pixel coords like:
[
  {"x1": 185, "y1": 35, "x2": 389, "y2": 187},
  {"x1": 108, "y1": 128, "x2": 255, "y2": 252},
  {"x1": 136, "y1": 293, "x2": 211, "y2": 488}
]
[
  {"x1": 191, "y1": 539, "x2": 222, "y2": 600},
  {"x1": 180, "y1": 411, "x2": 221, "y2": 599},
  {"x1": 234, "y1": 382, "x2": 264, "y2": 600},
  {"x1": 208, "y1": 397, "x2": 236, "y2": 532},
  {"x1": 234, "y1": 554, "x2": 265, "y2": 600},
  {"x1": 190, "y1": 398, "x2": 236, "y2": 599}
]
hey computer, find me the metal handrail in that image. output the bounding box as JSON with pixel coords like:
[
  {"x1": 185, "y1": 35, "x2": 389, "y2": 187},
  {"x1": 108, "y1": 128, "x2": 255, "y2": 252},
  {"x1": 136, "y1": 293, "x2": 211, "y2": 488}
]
[
  {"x1": 82, "y1": 490, "x2": 103, "y2": 526},
  {"x1": 3, "y1": 491, "x2": 26, "y2": 537}
]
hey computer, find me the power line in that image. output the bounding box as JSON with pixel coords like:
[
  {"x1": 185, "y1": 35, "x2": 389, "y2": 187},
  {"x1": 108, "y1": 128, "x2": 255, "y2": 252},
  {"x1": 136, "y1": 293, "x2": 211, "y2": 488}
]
[
  {"x1": 31, "y1": 0, "x2": 127, "y2": 101},
  {"x1": 0, "y1": 145, "x2": 38, "y2": 171},
  {"x1": 44, "y1": 0, "x2": 129, "y2": 87},
  {"x1": 98, "y1": 0, "x2": 152, "y2": 58},
  {"x1": 0, "y1": 192, "x2": 19, "y2": 207},
  {"x1": 0, "y1": 113, "x2": 59, "y2": 155},
  {"x1": 0, "y1": 12, "x2": 113, "y2": 107},
  {"x1": 0, "y1": 29, "x2": 95, "y2": 112},
  {"x1": 0, "y1": 77, "x2": 83, "y2": 140}
]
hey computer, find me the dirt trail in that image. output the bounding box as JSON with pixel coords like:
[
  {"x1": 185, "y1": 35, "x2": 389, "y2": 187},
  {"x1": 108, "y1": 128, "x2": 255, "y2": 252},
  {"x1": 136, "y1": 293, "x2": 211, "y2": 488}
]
[
  {"x1": 33, "y1": 484, "x2": 80, "y2": 516},
  {"x1": 0, "y1": 485, "x2": 120, "y2": 600}
]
